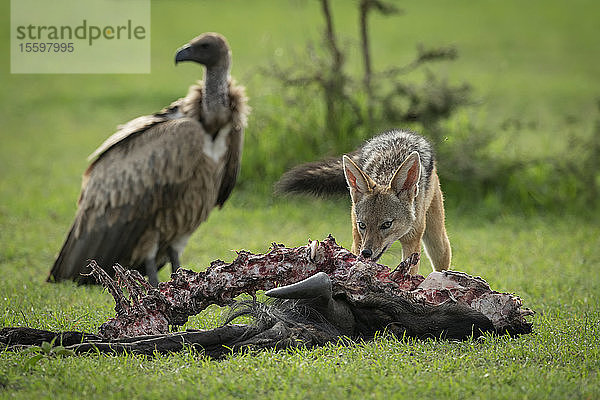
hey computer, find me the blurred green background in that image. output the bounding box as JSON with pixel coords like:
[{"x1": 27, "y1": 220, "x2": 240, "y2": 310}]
[{"x1": 1, "y1": 0, "x2": 599, "y2": 216}]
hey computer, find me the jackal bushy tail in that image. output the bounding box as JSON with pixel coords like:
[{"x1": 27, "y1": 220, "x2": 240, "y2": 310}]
[{"x1": 275, "y1": 153, "x2": 359, "y2": 197}]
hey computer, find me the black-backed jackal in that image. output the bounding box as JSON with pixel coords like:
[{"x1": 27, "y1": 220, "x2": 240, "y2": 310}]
[{"x1": 276, "y1": 129, "x2": 451, "y2": 274}]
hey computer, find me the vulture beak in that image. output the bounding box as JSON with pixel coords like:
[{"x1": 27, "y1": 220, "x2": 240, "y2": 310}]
[{"x1": 175, "y1": 44, "x2": 193, "y2": 65}]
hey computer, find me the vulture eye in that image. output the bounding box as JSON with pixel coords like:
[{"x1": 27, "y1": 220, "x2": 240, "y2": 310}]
[{"x1": 357, "y1": 221, "x2": 366, "y2": 231}]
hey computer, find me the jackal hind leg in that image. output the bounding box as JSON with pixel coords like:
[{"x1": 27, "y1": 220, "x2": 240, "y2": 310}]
[{"x1": 422, "y1": 185, "x2": 451, "y2": 272}]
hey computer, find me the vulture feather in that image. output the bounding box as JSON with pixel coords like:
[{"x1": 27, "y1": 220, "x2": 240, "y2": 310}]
[{"x1": 49, "y1": 33, "x2": 249, "y2": 286}]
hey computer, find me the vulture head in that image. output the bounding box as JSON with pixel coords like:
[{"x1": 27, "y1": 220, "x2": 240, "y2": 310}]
[{"x1": 175, "y1": 32, "x2": 231, "y2": 69}]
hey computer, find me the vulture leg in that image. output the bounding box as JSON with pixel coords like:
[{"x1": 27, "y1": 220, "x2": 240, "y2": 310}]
[
  {"x1": 145, "y1": 257, "x2": 159, "y2": 287},
  {"x1": 168, "y1": 246, "x2": 180, "y2": 274}
]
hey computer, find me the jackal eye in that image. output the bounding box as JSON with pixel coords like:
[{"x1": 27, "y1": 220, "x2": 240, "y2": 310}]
[
  {"x1": 357, "y1": 221, "x2": 366, "y2": 230},
  {"x1": 380, "y1": 220, "x2": 393, "y2": 230}
]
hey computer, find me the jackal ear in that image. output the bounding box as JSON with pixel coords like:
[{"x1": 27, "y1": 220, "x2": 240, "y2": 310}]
[
  {"x1": 343, "y1": 155, "x2": 374, "y2": 201},
  {"x1": 390, "y1": 151, "x2": 421, "y2": 199}
]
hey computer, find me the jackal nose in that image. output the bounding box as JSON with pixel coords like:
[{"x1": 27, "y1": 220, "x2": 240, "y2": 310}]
[{"x1": 361, "y1": 249, "x2": 373, "y2": 258}]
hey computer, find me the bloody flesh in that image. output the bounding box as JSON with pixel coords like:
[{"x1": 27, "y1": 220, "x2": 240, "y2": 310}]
[{"x1": 92, "y1": 235, "x2": 533, "y2": 339}]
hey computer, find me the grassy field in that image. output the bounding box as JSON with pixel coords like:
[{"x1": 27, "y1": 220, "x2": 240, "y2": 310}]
[
  {"x1": 1, "y1": 209, "x2": 599, "y2": 399},
  {"x1": 1, "y1": 0, "x2": 599, "y2": 399}
]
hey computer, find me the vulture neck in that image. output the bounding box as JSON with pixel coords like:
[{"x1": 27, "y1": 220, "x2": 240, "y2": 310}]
[{"x1": 201, "y1": 63, "x2": 231, "y2": 137}]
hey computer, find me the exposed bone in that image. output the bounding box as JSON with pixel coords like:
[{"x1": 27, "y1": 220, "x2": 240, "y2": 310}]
[{"x1": 309, "y1": 240, "x2": 319, "y2": 261}]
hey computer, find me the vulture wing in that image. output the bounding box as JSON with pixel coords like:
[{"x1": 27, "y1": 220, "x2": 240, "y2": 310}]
[
  {"x1": 87, "y1": 100, "x2": 183, "y2": 163},
  {"x1": 215, "y1": 123, "x2": 242, "y2": 207},
  {"x1": 215, "y1": 81, "x2": 248, "y2": 207},
  {"x1": 49, "y1": 118, "x2": 211, "y2": 283}
]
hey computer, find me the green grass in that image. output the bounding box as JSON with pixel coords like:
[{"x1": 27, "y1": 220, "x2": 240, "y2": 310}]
[
  {"x1": 1, "y1": 0, "x2": 600, "y2": 399},
  {"x1": 1, "y1": 209, "x2": 599, "y2": 399}
]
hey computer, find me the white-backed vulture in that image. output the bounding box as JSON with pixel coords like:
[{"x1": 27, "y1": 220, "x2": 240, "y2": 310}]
[{"x1": 48, "y1": 33, "x2": 249, "y2": 286}]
